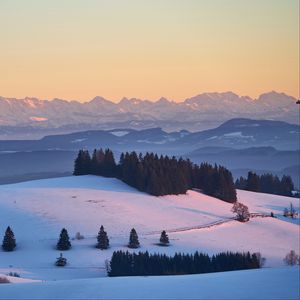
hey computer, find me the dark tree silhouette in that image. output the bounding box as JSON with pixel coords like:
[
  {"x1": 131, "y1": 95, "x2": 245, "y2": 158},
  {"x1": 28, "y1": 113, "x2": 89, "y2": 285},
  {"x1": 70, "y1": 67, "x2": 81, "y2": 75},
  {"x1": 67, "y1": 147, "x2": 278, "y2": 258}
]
[
  {"x1": 2, "y1": 226, "x2": 16, "y2": 251},
  {"x1": 232, "y1": 202, "x2": 250, "y2": 222},
  {"x1": 159, "y1": 230, "x2": 169, "y2": 246},
  {"x1": 55, "y1": 253, "x2": 67, "y2": 266},
  {"x1": 73, "y1": 149, "x2": 237, "y2": 202},
  {"x1": 128, "y1": 228, "x2": 140, "y2": 248},
  {"x1": 236, "y1": 172, "x2": 295, "y2": 197},
  {"x1": 96, "y1": 225, "x2": 109, "y2": 250},
  {"x1": 107, "y1": 251, "x2": 261, "y2": 277},
  {"x1": 73, "y1": 150, "x2": 91, "y2": 175},
  {"x1": 246, "y1": 172, "x2": 260, "y2": 192},
  {"x1": 56, "y1": 228, "x2": 71, "y2": 250}
]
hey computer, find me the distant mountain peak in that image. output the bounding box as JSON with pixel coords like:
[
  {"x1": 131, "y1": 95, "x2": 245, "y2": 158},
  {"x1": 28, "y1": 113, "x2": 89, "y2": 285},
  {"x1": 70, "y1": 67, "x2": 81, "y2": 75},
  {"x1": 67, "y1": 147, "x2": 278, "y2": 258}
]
[
  {"x1": 256, "y1": 91, "x2": 296, "y2": 102},
  {"x1": 156, "y1": 97, "x2": 170, "y2": 104},
  {"x1": 90, "y1": 96, "x2": 111, "y2": 104}
]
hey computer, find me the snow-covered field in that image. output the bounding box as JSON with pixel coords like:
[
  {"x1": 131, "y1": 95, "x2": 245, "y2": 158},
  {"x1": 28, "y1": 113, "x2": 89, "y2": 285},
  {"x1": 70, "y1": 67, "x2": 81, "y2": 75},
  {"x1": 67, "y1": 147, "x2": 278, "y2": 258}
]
[
  {"x1": 0, "y1": 175, "x2": 299, "y2": 299},
  {"x1": 0, "y1": 267, "x2": 299, "y2": 300}
]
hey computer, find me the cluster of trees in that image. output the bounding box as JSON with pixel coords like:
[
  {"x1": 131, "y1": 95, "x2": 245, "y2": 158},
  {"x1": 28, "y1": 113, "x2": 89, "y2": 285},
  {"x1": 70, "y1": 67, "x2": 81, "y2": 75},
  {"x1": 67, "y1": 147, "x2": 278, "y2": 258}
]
[
  {"x1": 73, "y1": 149, "x2": 237, "y2": 202},
  {"x1": 235, "y1": 172, "x2": 294, "y2": 196},
  {"x1": 107, "y1": 250, "x2": 262, "y2": 277},
  {"x1": 73, "y1": 149, "x2": 116, "y2": 177},
  {"x1": 1, "y1": 226, "x2": 169, "y2": 254}
]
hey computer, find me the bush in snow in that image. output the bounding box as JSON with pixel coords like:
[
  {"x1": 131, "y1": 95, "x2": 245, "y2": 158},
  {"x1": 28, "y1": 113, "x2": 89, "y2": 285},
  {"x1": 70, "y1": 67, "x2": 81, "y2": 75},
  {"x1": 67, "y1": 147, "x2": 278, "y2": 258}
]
[
  {"x1": 283, "y1": 207, "x2": 289, "y2": 217},
  {"x1": 159, "y1": 230, "x2": 169, "y2": 246},
  {"x1": 283, "y1": 203, "x2": 297, "y2": 218},
  {"x1": 128, "y1": 228, "x2": 140, "y2": 248},
  {"x1": 289, "y1": 203, "x2": 297, "y2": 218},
  {"x1": 231, "y1": 202, "x2": 250, "y2": 222},
  {"x1": 96, "y1": 225, "x2": 109, "y2": 250},
  {"x1": 75, "y1": 232, "x2": 84, "y2": 240},
  {"x1": 56, "y1": 228, "x2": 71, "y2": 250},
  {"x1": 2, "y1": 226, "x2": 16, "y2": 251},
  {"x1": 55, "y1": 253, "x2": 67, "y2": 267},
  {"x1": 284, "y1": 250, "x2": 300, "y2": 266}
]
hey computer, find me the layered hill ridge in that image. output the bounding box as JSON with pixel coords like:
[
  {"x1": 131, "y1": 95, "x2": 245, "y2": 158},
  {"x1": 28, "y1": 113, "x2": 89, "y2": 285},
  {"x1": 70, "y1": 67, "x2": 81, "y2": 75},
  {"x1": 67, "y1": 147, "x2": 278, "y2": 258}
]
[{"x1": 0, "y1": 118, "x2": 298, "y2": 150}]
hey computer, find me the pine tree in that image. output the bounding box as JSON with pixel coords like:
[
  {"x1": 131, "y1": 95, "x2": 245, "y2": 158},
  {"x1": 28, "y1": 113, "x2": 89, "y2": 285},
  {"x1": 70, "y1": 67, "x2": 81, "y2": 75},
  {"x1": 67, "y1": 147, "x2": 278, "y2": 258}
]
[
  {"x1": 128, "y1": 228, "x2": 140, "y2": 248},
  {"x1": 2, "y1": 226, "x2": 16, "y2": 251},
  {"x1": 103, "y1": 149, "x2": 117, "y2": 177},
  {"x1": 280, "y1": 175, "x2": 294, "y2": 196},
  {"x1": 159, "y1": 230, "x2": 169, "y2": 246},
  {"x1": 246, "y1": 172, "x2": 260, "y2": 192},
  {"x1": 56, "y1": 228, "x2": 71, "y2": 250},
  {"x1": 73, "y1": 150, "x2": 91, "y2": 175},
  {"x1": 91, "y1": 149, "x2": 105, "y2": 175},
  {"x1": 96, "y1": 225, "x2": 109, "y2": 250}
]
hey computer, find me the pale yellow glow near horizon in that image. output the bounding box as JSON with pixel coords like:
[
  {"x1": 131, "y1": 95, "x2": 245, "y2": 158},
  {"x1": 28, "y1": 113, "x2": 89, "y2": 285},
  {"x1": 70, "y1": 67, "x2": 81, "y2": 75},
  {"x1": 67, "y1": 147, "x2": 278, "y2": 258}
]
[{"x1": 0, "y1": 0, "x2": 299, "y2": 102}]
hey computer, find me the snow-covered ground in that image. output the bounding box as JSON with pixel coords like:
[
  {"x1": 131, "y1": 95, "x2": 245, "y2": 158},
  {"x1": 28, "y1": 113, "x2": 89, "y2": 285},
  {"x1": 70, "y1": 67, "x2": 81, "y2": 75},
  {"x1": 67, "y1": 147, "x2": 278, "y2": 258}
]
[
  {"x1": 0, "y1": 267, "x2": 299, "y2": 300},
  {"x1": 0, "y1": 175, "x2": 299, "y2": 298}
]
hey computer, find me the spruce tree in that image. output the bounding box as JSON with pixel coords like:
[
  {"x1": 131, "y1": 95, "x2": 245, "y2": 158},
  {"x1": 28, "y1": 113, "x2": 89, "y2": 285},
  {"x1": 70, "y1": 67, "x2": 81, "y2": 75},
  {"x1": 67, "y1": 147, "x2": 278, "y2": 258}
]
[
  {"x1": 56, "y1": 228, "x2": 71, "y2": 250},
  {"x1": 159, "y1": 230, "x2": 169, "y2": 246},
  {"x1": 103, "y1": 149, "x2": 117, "y2": 177},
  {"x1": 73, "y1": 150, "x2": 91, "y2": 175},
  {"x1": 96, "y1": 225, "x2": 109, "y2": 249},
  {"x1": 246, "y1": 172, "x2": 260, "y2": 192},
  {"x1": 2, "y1": 226, "x2": 16, "y2": 251},
  {"x1": 128, "y1": 228, "x2": 140, "y2": 248},
  {"x1": 91, "y1": 149, "x2": 105, "y2": 175}
]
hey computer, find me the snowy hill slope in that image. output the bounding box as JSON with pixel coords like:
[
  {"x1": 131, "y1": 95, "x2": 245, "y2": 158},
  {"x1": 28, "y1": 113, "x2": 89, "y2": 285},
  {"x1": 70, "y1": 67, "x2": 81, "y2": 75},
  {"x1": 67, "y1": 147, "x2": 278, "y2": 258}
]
[
  {"x1": 0, "y1": 267, "x2": 299, "y2": 300},
  {"x1": 0, "y1": 175, "x2": 299, "y2": 283}
]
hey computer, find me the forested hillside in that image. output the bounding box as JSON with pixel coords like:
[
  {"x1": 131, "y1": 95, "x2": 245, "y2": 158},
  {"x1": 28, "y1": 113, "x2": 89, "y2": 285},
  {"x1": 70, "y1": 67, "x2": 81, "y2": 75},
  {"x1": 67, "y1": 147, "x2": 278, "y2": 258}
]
[{"x1": 73, "y1": 149, "x2": 237, "y2": 202}]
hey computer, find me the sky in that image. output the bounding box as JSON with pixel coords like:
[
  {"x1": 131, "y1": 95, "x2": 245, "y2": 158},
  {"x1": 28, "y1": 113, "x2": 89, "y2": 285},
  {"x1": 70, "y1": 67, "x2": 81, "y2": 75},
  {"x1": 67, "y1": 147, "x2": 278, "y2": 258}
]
[{"x1": 0, "y1": 0, "x2": 299, "y2": 102}]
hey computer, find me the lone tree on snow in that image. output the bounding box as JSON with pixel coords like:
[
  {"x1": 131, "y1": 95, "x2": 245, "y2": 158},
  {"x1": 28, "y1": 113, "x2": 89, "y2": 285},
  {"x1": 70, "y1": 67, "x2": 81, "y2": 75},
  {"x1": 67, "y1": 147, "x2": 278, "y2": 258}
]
[
  {"x1": 159, "y1": 230, "x2": 169, "y2": 246},
  {"x1": 128, "y1": 228, "x2": 140, "y2": 248},
  {"x1": 96, "y1": 225, "x2": 109, "y2": 250},
  {"x1": 2, "y1": 226, "x2": 16, "y2": 251},
  {"x1": 232, "y1": 202, "x2": 250, "y2": 222},
  {"x1": 56, "y1": 228, "x2": 71, "y2": 250}
]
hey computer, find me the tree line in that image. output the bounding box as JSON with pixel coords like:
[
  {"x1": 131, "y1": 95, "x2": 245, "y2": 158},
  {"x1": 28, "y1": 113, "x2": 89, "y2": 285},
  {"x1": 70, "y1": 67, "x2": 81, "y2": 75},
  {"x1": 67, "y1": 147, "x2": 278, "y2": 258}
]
[
  {"x1": 2, "y1": 226, "x2": 169, "y2": 253},
  {"x1": 73, "y1": 149, "x2": 237, "y2": 202},
  {"x1": 235, "y1": 172, "x2": 294, "y2": 197},
  {"x1": 107, "y1": 250, "x2": 262, "y2": 277}
]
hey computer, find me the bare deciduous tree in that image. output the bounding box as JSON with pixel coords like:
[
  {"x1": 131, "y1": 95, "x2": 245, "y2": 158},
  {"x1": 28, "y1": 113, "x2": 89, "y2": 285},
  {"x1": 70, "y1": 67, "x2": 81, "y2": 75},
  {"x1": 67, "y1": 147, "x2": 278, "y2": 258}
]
[
  {"x1": 232, "y1": 202, "x2": 250, "y2": 222},
  {"x1": 284, "y1": 250, "x2": 300, "y2": 266}
]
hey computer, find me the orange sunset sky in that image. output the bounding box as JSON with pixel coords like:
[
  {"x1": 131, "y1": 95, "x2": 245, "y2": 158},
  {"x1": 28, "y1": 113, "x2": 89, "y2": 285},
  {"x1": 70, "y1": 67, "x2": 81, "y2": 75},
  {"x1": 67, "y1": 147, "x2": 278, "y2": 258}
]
[{"x1": 0, "y1": 0, "x2": 299, "y2": 102}]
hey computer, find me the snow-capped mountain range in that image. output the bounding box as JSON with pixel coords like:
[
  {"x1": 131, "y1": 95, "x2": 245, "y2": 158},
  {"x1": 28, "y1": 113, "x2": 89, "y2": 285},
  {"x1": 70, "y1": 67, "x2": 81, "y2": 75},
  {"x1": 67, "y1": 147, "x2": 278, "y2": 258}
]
[{"x1": 0, "y1": 91, "x2": 298, "y2": 139}]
